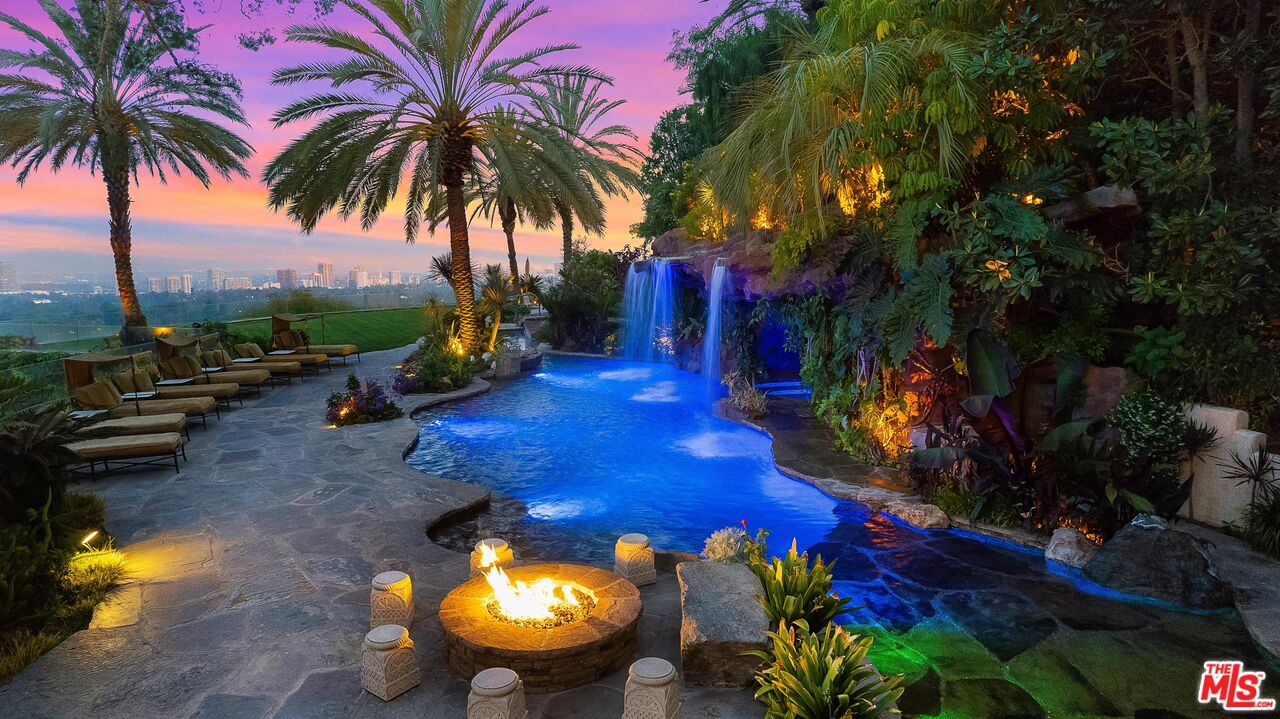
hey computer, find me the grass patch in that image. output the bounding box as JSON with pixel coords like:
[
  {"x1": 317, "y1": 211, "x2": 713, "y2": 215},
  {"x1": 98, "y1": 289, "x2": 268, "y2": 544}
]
[
  {"x1": 1, "y1": 490, "x2": 125, "y2": 684},
  {"x1": 0, "y1": 547, "x2": 126, "y2": 683},
  {"x1": 227, "y1": 307, "x2": 438, "y2": 352}
]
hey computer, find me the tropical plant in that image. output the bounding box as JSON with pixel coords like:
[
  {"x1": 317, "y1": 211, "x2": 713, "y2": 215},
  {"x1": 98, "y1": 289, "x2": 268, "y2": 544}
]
[
  {"x1": 326, "y1": 374, "x2": 403, "y2": 426},
  {"x1": 749, "y1": 539, "x2": 849, "y2": 632},
  {"x1": 394, "y1": 336, "x2": 472, "y2": 395},
  {"x1": 0, "y1": 0, "x2": 252, "y2": 333},
  {"x1": 726, "y1": 369, "x2": 769, "y2": 418},
  {"x1": 747, "y1": 621, "x2": 904, "y2": 719},
  {"x1": 537, "y1": 249, "x2": 621, "y2": 352},
  {"x1": 468, "y1": 121, "x2": 598, "y2": 280},
  {"x1": 477, "y1": 264, "x2": 517, "y2": 351},
  {"x1": 264, "y1": 0, "x2": 607, "y2": 350},
  {"x1": 1226, "y1": 449, "x2": 1280, "y2": 558},
  {"x1": 530, "y1": 75, "x2": 641, "y2": 266}
]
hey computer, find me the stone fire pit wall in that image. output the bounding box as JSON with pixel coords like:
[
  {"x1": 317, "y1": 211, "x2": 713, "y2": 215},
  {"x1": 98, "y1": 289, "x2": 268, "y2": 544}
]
[{"x1": 439, "y1": 563, "x2": 642, "y2": 693}]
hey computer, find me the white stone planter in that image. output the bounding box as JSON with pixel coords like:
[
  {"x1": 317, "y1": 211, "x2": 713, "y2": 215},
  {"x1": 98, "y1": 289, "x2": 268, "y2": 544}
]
[
  {"x1": 615, "y1": 533, "x2": 657, "y2": 586},
  {"x1": 370, "y1": 570, "x2": 413, "y2": 628},
  {"x1": 470, "y1": 538, "x2": 514, "y2": 577},
  {"x1": 624, "y1": 657, "x2": 682, "y2": 719},
  {"x1": 361, "y1": 624, "x2": 420, "y2": 701},
  {"x1": 468, "y1": 667, "x2": 528, "y2": 719}
]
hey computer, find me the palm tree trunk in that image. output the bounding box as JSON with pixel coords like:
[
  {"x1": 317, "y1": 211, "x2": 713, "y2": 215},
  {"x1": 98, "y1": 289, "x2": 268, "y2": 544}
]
[
  {"x1": 488, "y1": 307, "x2": 502, "y2": 352},
  {"x1": 101, "y1": 136, "x2": 147, "y2": 333},
  {"x1": 559, "y1": 204, "x2": 574, "y2": 269},
  {"x1": 500, "y1": 197, "x2": 519, "y2": 282},
  {"x1": 445, "y1": 183, "x2": 479, "y2": 350}
]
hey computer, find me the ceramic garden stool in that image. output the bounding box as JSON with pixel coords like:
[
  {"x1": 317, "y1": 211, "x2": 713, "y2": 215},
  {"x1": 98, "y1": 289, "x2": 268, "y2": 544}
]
[
  {"x1": 623, "y1": 657, "x2": 681, "y2": 719},
  {"x1": 615, "y1": 533, "x2": 657, "y2": 586},
  {"x1": 360, "y1": 624, "x2": 420, "y2": 701},
  {"x1": 369, "y1": 570, "x2": 413, "y2": 628},
  {"x1": 469, "y1": 538, "x2": 514, "y2": 577},
  {"x1": 468, "y1": 667, "x2": 528, "y2": 719}
]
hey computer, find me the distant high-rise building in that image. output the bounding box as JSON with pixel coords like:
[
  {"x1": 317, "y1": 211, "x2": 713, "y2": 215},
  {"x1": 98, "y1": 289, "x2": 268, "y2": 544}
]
[
  {"x1": 317, "y1": 262, "x2": 334, "y2": 289},
  {"x1": 277, "y1": 269, "x2": 298, "y2": 290},
  {"x1": 0, "y1": 261, "x2": 18, "y2": 293},
  {"x1": 348, "y1": 266, "x2": 368, "y2": 289},
  {"x1": 207, "y1": 268, "x2": 225, "y2": 291},
  {"x1": 166, "y1": 276, "x2": 182, "y2": 293},
  {"x1": 388, "y1": 270, "x2": 401, "y2": 285},
  {"x1": 148, "y1": 277, "x2": 164, "y2": 293},
  {"x1": 224, "y1": 277, "x2": 252, "y2": 290},
  {"x1": 309, "y1": 272, "x2": 324, "y2": 288},
  {"x1": 181, "y1": 273, "x2": 193, "y2": 294}
]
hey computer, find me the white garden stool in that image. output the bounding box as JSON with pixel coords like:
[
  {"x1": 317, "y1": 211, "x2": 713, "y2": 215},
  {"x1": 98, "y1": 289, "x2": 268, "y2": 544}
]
[
  {"x1": 468, "y1": 667, "x2": 528, "y2": 719},
  {"x1": 615, "y1": 533, "x2": 657, "y2": 586}
]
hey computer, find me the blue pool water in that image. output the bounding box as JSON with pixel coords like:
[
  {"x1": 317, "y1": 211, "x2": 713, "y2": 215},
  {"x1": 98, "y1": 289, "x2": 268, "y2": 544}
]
[
  {"x1": 409, "y1": 357, "x2": 840, "y2": 562},
  {"x1": 409, "y1": 357, "x2": 1266, "y2": 717}
]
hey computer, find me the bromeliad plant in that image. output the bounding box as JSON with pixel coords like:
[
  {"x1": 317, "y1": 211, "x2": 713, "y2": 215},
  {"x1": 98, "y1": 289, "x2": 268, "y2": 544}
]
[
  {"x1": 749, "y1": 539, "x2": 849, "y2": 632},
  {"x1": 748, "y1": 620, "x2": 905, "y2": 719},
  {"x1": 326, "y1": 375, "x2": 403, "y2": 427}
]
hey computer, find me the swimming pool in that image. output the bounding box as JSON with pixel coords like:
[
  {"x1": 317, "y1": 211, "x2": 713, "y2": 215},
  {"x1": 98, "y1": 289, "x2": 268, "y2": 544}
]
[{"x1": 409, "y1": 356, "x2": 1265, "y2": 718}]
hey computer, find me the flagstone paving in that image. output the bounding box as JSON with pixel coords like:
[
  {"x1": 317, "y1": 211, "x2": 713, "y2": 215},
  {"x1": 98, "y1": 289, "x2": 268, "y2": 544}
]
[{"x1": 0, "y1": 346, "x2": 760, "y2": 718}]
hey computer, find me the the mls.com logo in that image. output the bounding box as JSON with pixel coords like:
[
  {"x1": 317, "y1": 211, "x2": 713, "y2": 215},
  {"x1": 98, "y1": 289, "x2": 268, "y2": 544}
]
[{"x1": 1199, "y1": 661, "x2": 1277, "y2": 712}]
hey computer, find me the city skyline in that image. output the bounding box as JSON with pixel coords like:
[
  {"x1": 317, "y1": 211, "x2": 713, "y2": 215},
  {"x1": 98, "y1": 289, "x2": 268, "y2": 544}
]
[{"x1": 0, "y1": 1, "x2": 715, "y2": 277}]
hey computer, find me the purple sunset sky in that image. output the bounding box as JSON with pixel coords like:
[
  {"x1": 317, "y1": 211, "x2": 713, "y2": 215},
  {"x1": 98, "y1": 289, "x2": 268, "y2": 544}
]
[{"x1": 0, "y1": 0, "x2": 720, "y2": 279}]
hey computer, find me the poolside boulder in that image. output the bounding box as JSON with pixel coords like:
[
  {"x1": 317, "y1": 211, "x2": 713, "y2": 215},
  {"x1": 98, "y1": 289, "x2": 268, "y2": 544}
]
[
  {"x1": 886, "y1": 500, "x2": 950, "y2": 529},
  {"x1": 1083, "y1": 518, "x2": 1232, "y2": 609},
  {"x1": 1045, "y1": 527, "x2": 1098, "y2": 568},
  {"x1": 677, "y1": 561, "x2": 767, "y2": 687}
]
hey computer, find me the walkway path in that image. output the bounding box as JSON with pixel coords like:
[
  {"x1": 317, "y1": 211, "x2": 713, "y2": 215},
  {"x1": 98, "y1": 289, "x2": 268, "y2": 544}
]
[{"x1": 0, "y1": 346, "x2": 759, "y2": 718}]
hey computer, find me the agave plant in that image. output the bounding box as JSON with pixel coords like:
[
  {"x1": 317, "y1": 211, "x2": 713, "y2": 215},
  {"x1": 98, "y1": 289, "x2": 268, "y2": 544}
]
[
  {"x1": 747, "y1": 620, "x2": 904, "y2": 719},
  {"x1": 749, "y1": 539, "x2": 850, "y2": 631}
]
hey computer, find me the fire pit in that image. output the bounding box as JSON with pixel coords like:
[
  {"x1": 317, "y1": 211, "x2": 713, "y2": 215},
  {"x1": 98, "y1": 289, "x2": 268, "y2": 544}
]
[{"x1": 439, "y1": 562, "x2": 641, "y2": 692}]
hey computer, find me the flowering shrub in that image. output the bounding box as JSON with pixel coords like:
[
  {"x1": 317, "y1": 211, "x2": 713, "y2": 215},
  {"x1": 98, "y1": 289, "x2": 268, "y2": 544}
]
[
  {"x1": 326, "y1": 374, "x2": 403, "y2": 426},
  {"x1": 393, "y1": 338, "x2": 473, "y2": 395},
  {"x1": 702, "y1": 521, "x2": 770, "y2": 563}
]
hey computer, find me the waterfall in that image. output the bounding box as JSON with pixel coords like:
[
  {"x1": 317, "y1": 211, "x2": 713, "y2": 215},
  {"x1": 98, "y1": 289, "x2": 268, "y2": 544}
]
[
  {"x1": 620, "y1": 259, "x2": 676, "y2": 362},
  {"x1": 702, "y1": 260, "x2": 731, "y2": 396}
]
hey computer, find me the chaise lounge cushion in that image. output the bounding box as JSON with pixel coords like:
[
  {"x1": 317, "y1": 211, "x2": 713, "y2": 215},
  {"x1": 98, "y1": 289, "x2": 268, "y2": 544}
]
[
  {"x1": 67, "y1": 432, "x2": 182, "y2": 461},
  {"x1": 231, "y1": 344, "x2": 303, "y2": 375},
  {"x1": 236, "y1": 342, "x2": 327, "y2": 366},
  {"x1": 74, "y1": 379, "x2": 215, "y2": 418},
  {"x1": 78, "y1": 413, "x2": 187, "y2": 437},
  {"x1": 275, "y1": 330, "x2": 357, "y2": 358},
  {"x1": 111, "y1": 370, "x2": 239, "y2": 400},
  {"x1": 108, "y1": 397, "x2": 214, "y2": 418}
]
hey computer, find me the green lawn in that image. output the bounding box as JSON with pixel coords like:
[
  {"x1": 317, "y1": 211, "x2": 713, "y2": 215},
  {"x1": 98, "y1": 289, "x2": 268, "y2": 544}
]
[{"x1": 226, "y1": 307, "x2": 434, "y2": 353}]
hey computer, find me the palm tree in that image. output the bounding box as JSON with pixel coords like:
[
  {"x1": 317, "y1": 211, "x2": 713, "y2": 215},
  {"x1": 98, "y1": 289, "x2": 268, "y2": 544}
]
[
  {"x1": 530, "y1": 76, "x2": 642, "y2": 268},
  {"x1": 0, "y1": 0, "x2": 252, "y2": 334},
  {"x1": 264, "y1": 0, "x2": 606, "y2": 350},
  {"x1": 477, "y1": 263, "x2": 517, "y2": 350},
  {"x1": 468, "y1": 118, "x2": 596, "y2": 282},
  {"x1": 429, "y1": 251, "x2": 476, "y2": 292}
]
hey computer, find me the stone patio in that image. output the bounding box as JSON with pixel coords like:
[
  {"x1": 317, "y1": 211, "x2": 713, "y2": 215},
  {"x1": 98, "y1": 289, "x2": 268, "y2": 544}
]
[{"x1": 0, "y1": 346, "x2": 760, "y2": 718}]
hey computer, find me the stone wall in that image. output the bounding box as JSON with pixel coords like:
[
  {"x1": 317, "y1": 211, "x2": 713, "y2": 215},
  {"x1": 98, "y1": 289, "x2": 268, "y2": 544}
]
[{"x1": 1180, "y1": 404, "x2": 1276, "y2": 527}]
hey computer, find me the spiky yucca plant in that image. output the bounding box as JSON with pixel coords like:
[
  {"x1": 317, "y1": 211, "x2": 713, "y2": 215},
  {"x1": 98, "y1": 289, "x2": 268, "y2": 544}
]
[
  {"x1": 749, "y1": 539, "x2": 850, "y2": 631},
  {"x1": 748, "y1": 620, "x2": 904, "y2": 719}
]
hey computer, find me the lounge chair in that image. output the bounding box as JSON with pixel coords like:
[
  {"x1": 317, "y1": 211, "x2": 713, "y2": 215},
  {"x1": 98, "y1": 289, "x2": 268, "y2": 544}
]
[
  {"x1": 235, "y1": 342, "x2": 328, "y2": 374},
  {"x1": 273, "y1": 328, "x2": 359, "y2": 364},
  {"x1": 162, "y1": 353, "x2": 271, "y2": 396},
  {"x1": 66, "y1": 432, "x2": 185, "y2": 477},
  {"x1": 72, "y1": 380, "x2": 216, "y2": 427},
  {"x1": 110, "y1": 369, "x2": 241, "y2": 410},
  {"x1": 76, "y1": 412, "x2": 189, "y2": 440},
  {"x1": 229, "y1": 343, "x2": 304, "y2": 382},
  {"x1": 201, "y1": 347, "x2": 289, "y2": 386}
]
